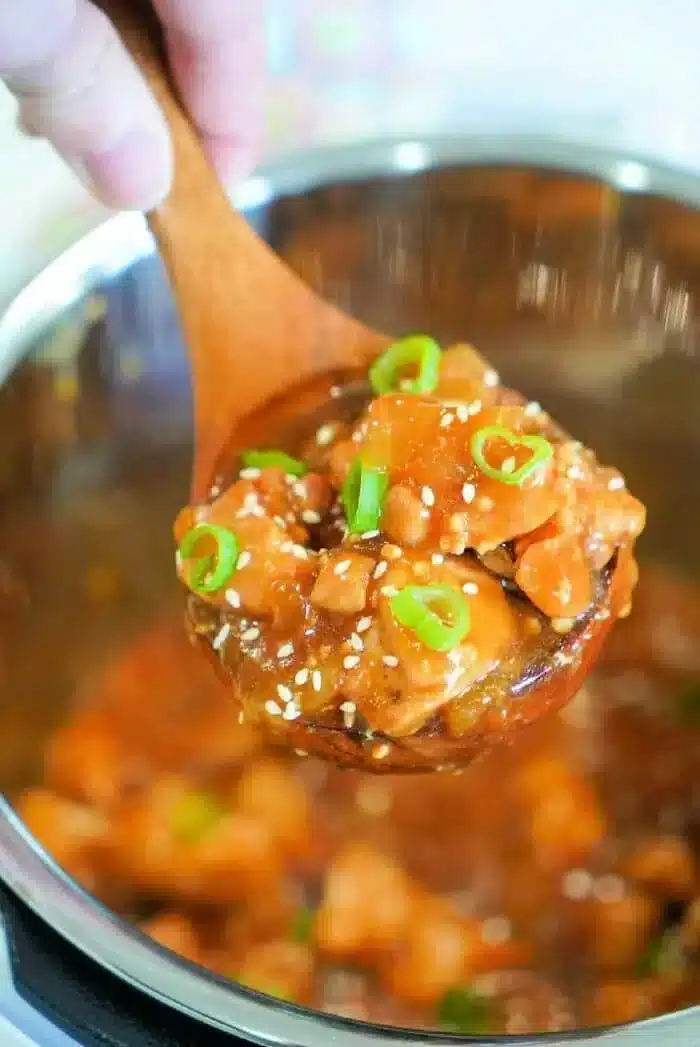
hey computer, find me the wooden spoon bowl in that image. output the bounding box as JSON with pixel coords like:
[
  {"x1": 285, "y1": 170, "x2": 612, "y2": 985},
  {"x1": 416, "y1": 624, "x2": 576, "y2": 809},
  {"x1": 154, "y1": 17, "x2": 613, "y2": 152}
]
[{"x1": 102, "y1": 0, "x2": 625, "y2": 772}]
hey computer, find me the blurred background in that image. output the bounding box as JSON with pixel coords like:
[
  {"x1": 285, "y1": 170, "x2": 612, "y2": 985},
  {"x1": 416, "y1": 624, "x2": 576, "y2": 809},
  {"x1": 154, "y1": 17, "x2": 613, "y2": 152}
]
[{"x1": 2, "y1": 0, "x2": 700, "y2": 311}]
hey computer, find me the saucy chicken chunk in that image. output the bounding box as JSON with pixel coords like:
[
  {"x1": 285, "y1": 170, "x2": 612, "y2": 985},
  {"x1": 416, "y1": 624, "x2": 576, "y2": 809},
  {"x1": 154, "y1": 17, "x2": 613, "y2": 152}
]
[{"x1": 174, "y1": 339, "x2": 645, "y2": 768}]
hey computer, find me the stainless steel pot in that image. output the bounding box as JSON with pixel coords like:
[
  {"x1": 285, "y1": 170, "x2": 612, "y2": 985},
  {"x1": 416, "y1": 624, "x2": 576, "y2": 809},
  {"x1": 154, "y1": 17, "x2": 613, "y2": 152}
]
[{"x1": 0, "y1": 136, "x2": 699, "y2": 1046}]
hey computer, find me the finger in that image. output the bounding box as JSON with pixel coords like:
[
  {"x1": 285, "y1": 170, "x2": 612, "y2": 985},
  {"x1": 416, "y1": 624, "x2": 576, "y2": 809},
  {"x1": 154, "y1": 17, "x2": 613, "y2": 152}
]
[
  {"x1": 152, "y1": 0, "x2": 265, "y2": 183},
  {"x1": 0, "y1": 0, "x2": 172, "y2": 211}
]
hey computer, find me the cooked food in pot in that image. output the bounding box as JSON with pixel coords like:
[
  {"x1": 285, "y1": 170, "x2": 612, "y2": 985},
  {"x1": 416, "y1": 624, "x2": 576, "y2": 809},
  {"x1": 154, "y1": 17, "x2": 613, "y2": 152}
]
[
  {"x1": 174, "y1": 338, "x2": 645, "y2": 771},
  {"x1": 16, "y1": 564, "x2": 700, "y2": 1034}
]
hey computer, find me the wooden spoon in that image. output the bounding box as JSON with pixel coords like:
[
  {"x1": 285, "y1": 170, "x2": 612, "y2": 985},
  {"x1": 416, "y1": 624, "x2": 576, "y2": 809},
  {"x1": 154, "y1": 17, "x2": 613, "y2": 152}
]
[{"x1": 99, "y1": 0, "x2": 618, "y2": 772}]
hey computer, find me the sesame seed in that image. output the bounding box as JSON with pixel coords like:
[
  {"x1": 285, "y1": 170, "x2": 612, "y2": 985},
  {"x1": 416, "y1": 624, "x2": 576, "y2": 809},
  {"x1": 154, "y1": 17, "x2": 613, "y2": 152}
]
[
  {"x1": 277, "y1": 642, "x2": 295, "y2": 659},
  {"x1": 421, "y1": 485, "x2": 435, "y2": 507},
  {"x1": 265, "y1": 700, "x2": 282, "y2": 717},
  {"x1": 330, "y1": 385, "x2": 342, "y2": 398},
  {"x1": 237, "y1": 709, "x2": 245, "y2": 724},
  {"x1": 468, "y1": 398, "x2": 483, "y2": 416},
  {"x1": 273, "y1": 515, "x2": 287, "y2": 528},
  {"x1": 372, "y1": 743, "x2": 391, "y2": 760},
  {"x1": 462, "y1": 482, "x2": 476, "y2": 504},
  {"x1": 243, "y1": 493, "x2": 259, "y2": 511},
  {"x1": 302, "y1": 509, "x2": 321, "y2": 524},
  {"x1": 562, "y1": 868, "x2": 593, "y2": 900},
  {"x1": 348, "y1": 633, "x2": 364, "y2": 651},
  {"x1": 462, "y1": 582, "x2": 479, "y2": 596},
  {"x1": 381, "y1": 543, "x2": 402, "y2": 561},
  {"x1": 477, "y1": 496, "x2": 494, "y2": 511},
  {"x1": 440, "y1": 412, "x2": 455, "y2": 428},
  {"x1": 312, "y1": 669, "x2": 323, "y2": 692},
  {"x1": 431, "y1": 553, "x2": 445, "y2": 565},
  {"x1": 212, "y1": 623, "x2": 231, "y2": 651},
  {"x1": 295, "y1": 668, "x2": 309, "y2": 685},
  {"x1": 383, "y1": 655, "x2": 399, "y2": 668},
  {"x1": 292, "y1": 481, "x2": 306, "y2": 498},
  {"x1": 524, "y1": 401, "x2": 542, "y2": 417},
  {"x1": 551, "y1": 617, "x2": 575, "y2": 634},
  {"x1": 481, "y1": 916, "x2": 512, "y2": 945},
  {"x1": 289, "y1": 544, "x2": 306, "y2": 559},
  {"x1": 277, "y1": 683, "x2": 294, "y2": 703},
  {"x1": 225, "y1": 588, "x2": 241, "y2": 608},
  {"x1": 316, "y1": 424, "x2": 336, "y2": 447},
  {"x1": 343, "y1": 655, "x2": 360, "y2": 670},
  {"x1": 334, "y1": 559, "x2": 351, "y2": 576},
  {"x1": 373, "y1": 561, "x2": 388, "y2": 579},
  {"x1": 294, "y1": 749, "x2": 308, "y2": 757},
  {"x1": 608, "y1": 475, "x2": 625, "y2": 491},
  {"x1": 240, "y1": 467, "x2": 261, "y2": 480},
  {"x1": 357, "y1": 616, "x2": 372, "y2": 633},
  {"x1": 360, "y1": 530, "x2": 380, "y2": 539},
  {"x1": 484, "y1": 369, "x2": 499, "y2": 387},
  {"x1": 282, "y1": 702, "x2": 301, "y2": 721},
  {"x1": 280, "y1": 541, "x2": 293, "y2": 553},
  {"x1": 209, "y1": 484, "x2": 221, "y2": 497},
  {"x1": 593, "y1": 874, "x2": 626, "y2": 904},
  {"x1": 340, "y1": 700, "x2": 357, "y2": 728},
  {"x1": 241, "y1": 626, "x2": 260, "y2": 642},
  {"x1": 380, "y1": 585, "x2": 399, "y2": 598},
  {"x1": 237, "y1": 551, "x2": 252, "y2": 569},
  {"x1": 456, "y1": 405, "x2": 469, "y2": 423},
  {"x1": 501, "y1": 456, "x2": 516, "y2": 475}
]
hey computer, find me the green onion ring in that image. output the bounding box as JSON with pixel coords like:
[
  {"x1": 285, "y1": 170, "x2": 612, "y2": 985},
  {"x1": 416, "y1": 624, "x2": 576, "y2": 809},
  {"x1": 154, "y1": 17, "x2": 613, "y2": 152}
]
[
  {"x1": 389, "y1": 584, "x2": 471, "y2": 652},
  {"x1": 178, "y1": 522, "x2": 239, "y2": 594}
]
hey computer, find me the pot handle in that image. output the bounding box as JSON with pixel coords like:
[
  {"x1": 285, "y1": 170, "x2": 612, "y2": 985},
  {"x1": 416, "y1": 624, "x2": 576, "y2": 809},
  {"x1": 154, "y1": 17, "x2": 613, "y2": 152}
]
[{"x1": 0, "y1": 883, "x2": 240, "y2": 1046}]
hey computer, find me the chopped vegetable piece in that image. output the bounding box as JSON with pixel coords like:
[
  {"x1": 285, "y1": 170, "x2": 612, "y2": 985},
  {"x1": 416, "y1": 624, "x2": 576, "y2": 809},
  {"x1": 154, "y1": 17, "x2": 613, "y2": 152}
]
[
  {"x1": 178, "y1": 523, "x2": 239, "y2": 594},
  {"x1": 342, "y1": 458, "x2": 389, "y2": 534},
  {"x1": 437, "y1": 986, "x2": 492, "y2": 1035},
  {"x1": 635, "y1": 928, "x2": 685, "y2": 979},
  {"x1": 369, "y1": 335, "x2": 442, "y2": 396},
  {"x1": 471, "y1": 424, "x2": 553, "y2": 486},
  {"x1": 289, "y1": 904, "x2": 315, "y2": 944},
  {"x1": 390, "y1": 585, "x2": 471, "y2": 652},
  {"x1": 241, "y1": 450, "x2": 307, "y2": 477},
  {"x1": 170, "y1": 790, "x2": 224, "y2": 844},
  {"x1": 677, "y1": 683, "x2": 700, "y2": 727}
]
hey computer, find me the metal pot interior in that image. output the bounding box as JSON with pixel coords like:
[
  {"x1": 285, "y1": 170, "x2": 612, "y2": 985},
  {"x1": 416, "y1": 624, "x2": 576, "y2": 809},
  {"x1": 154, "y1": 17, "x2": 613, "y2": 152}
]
[{"x1": 1, "y1": 140, "x2": 700, "y2": 1042}]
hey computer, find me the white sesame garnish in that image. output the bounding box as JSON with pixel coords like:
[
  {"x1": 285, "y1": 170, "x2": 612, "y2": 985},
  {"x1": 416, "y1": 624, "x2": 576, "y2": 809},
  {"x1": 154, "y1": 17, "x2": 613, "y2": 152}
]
[
  {"x1": 381, "y1": 543, "x2": 402, "y2": 560},
  {"x1": 501, "y1": 456, "x2": 516, "y2": 475},
  {"x1": 237, "y1": 550, "x2": 252, "y2": 570},
  {"x1": 212, "y1": 623, "x2": 231, "y2": 651},
  {"x1": 383, "y1": 655, "x2": 399, "y2": 668},
  {"x1": 239, "y1": 467, "x2": 261, "y2": 480},
  {"x1": 372, "y1": 742, "x2": 391, "y2": 760},
  {"x1": 340, "y1": 700, "x2": 357, "y2": 728},
  {"x1": 265, "y1": 700, "x2": 282, "y2": 717},
  {"x1": 292, "y1": 481, "x2": 306, "y2": 498},
  {"x1": 608, "y1": 476, "x2": 625, "y2": 491},
  {"x1": 593, "y1": 874, "x2": 626, "y2": 904},
  {"x1": 456, "y1": 405, "x2": 469, "y2": 423},
  {"x1": 357, "y1": 616, "x2": 372, "y2": 633},
  {"x1": 477, "y1": 496, "x2": 494, "y2": 511},
  {"x1": 348, "y1": 633, "x2": 364, "y2": 652},
  {"x1": 462, "y1": 482, "x2": 476, "y2": 504},
  {"x1": 241, "y1": 626, "x2": 260, "y2": 642},
  {"x1": 551, "y1": 617, "x2": 575, "y2": 634},
  {"x1": 291, "y1": 544, "x2": 308, "y2": 559},
  {"x1": 360, "y1": 529, "x2": 380, "y2": 539},
  {"x1": 282, "y1": 701, "x2": 301, "y2": 720},
  {"x1": 243, "y1": 493, "x2": 259, "y2": 511},
  {"x1": 524, "y1": 401, "x2": 542, "y2": 417},
  {"x1": 237, "y1": 709, "x2": 245, "y2": 724},
  {"x1": 294, "y1": 668, "x2": 309, "y2": 685},
  {"x1": 225, "y1": 588, "x2": 241, "y2": 609},
  {"x1": 316, "y1": 424, "x2": 336, "y2": 447},
  {"x1": 343, "y1": 655, "x2": 361, "y2": 670},
  {"x1": 462, "y1": 582, "x2": 479, "y2": 596},
  {"x1": 280, "y1": 541, "x2": 293, "y2": 553},
  {"x1": 373, "y1": 561, "x2": 388, "y2": 579},
  {"x1": 562, "y1": 868, "x2": 593, "y2": 900},
  {"x1": 209, "y1": 484, "x2": 221, "y2": 497},
  {"x1": 484, "y1": 368, "x2": 499, "y2": 387},
  {"x1": 431, "y1": 553, "x2": 445, "y2": 565},
  {"x1": 481, "y1": 916, "x2": 512, "y2": 945},
  {"x1": 440, "y1": 412, "x2": 455, "y2": 428},
  {"x1": 312, "y1": 669, "x2": 323, "y2": 692},
  {"x1": 421, "y1": 485, "x2": 435, "y2": 507},
  {"x1": 277, "y1": 643, "x2": 295, "y2": 659},
  {"x1": 273, "y1": 515, "x2": 287, "y2": 528},
  {"x1": 334, "y1": 559, "x2": 351, "y2": 576},
  {"x1": 277, "y1": 683, "x2": 294, "y2": 703},
  {"x1": 330, "y1": 385, "x2": 342, "y2": 398},
  {"x1": 380, "y1": 585, "x2": 399, "y2": 598},
  {"x1": 302, "y1": 509, "x2": 321, "y2": 525},
  {"x1": 468, "y1": 398, "x2": 483, "y2": 416}
]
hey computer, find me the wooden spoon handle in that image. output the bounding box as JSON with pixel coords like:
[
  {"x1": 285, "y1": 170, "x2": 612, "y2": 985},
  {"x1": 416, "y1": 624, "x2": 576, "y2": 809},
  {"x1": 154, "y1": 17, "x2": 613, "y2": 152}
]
[{"x1": 98, "y1": 0, "x2": 386, "y2": 498}]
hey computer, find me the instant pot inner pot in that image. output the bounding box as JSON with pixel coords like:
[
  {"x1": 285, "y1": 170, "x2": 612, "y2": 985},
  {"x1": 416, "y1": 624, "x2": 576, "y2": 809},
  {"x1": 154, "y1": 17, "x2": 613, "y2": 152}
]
[{"x1": 0, "y1": 160, "x2": 699, "y2": 1036}]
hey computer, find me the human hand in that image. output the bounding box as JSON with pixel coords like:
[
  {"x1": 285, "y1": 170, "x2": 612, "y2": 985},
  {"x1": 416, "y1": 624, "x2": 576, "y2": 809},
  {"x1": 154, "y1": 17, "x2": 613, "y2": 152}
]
[{"x1": 0, "y1": 0, "x2": 265, "y2": 211}]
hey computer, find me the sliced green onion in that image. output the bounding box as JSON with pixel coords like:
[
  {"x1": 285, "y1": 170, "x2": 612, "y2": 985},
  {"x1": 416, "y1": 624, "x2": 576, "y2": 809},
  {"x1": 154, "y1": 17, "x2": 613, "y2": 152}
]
[
  {"x1": 241, "y1": 449, "x2": 307, "y2": 477},
  {"x1": 636, "y1": 928, "x2": 685, "y2": 979},
  {"x1": 390, "y1": 584, "x2": 470, "y2": 652},
  {"x1": 342, "y1": 457, "x2": 389, "y2": 534},
  {"x1": 437, "y1": 986, "x2": 492, "y2": 1035},
  {"x1": 171, "y1": 790, "x2": 223, "y2": 844},
  {"x1": 470, "y1": 424, "x2": 553, "y2": 486},
  {"x1": 178, "y1": 522, "x2": 239, "y2": 594},
  {"x1": 369, "y1": 335, "x2": 442, "y2": 396},
  {"x1": 676, "y1": 683, "x2": 700, "y2": 727},
  {"x1": 289, "y1": 905, "x2": 315, "y2": 944}
]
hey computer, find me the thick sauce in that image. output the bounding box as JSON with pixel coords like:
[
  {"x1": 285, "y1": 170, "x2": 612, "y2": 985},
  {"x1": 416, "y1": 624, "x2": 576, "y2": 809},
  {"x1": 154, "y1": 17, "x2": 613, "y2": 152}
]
[
  {"x1": 174, "y1": 340, "x2": 645, "y2": 768},
  {"x1": 15, "y1": 565, "x2": 700, "y2": 1034}
]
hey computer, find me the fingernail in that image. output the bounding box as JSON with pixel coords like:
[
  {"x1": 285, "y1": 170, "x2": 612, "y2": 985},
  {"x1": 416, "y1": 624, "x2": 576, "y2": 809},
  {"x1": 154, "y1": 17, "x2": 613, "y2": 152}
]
[
  {"x1": 201, "y1": 134, "x2": 260, "y2": 189},
  {"x1": 82, "y1": 123, "x2": 173, "y2": 212}
]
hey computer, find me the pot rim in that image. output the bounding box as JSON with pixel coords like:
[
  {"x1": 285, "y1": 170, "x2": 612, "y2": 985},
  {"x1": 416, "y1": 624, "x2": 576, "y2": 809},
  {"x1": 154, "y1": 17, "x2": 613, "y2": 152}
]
[{"x1": 1, "y1": 133, "x2": 699, "y2": 1043}]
